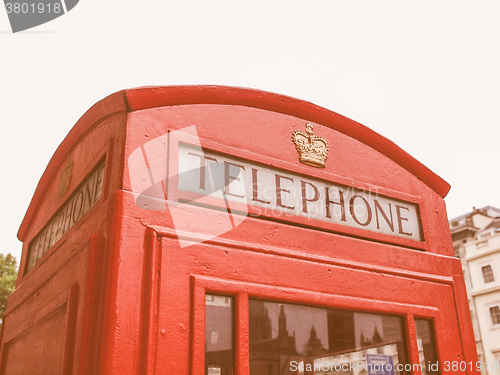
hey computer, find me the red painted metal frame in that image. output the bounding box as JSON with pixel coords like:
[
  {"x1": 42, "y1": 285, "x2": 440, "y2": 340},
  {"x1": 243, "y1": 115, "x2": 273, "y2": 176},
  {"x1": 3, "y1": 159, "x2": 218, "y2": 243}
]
[
  {"x1": 137, "y1": 227, "x2": 161, "y2": 375},
  {"x1": 191, "y1": 274, "x2": 439, "y2": 375},
  {"x1": 78, "y1": 233, "x2": 107, "y2": 375},
  {"x1": 63, "y1": 283, "x2": 79, "y2": 374},
  {"x1": 149, "y1": 225, "x2": 454, "y2": 286},
  {"x1": 405, "y1": 315, "x2": 422, "y2": 375},
  {"x1": 0, "y1": 282, "x2": 80, "y2": 375}
]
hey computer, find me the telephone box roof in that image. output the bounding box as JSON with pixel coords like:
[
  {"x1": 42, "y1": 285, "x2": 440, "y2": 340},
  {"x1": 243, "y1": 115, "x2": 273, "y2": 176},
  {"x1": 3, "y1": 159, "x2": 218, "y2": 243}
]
[{"x1": 18, "y1": 85, "x2": 450, "y2": 240}]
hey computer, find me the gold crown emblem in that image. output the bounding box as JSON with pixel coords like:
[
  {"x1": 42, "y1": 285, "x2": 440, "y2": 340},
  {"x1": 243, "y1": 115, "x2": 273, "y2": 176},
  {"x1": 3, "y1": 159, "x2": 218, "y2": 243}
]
[{"x1": 291, "y1": 122, "x2": 329, "y2": 168}]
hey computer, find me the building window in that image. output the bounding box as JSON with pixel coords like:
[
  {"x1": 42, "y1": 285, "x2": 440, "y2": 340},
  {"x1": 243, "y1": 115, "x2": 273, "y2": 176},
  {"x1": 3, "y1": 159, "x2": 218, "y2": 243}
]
[
  {"x1": 479, "y1": 231, "x2": 492, "y2": 240},
  {"x1": 477, "y1": 240, "x2": 488, "y2": 248},
  {"x1": 481, "y1": 265, "x2": 495, "y2": 283},
  {"x1": 490, "y1": 305, "x2": 500, "y2": 325}
]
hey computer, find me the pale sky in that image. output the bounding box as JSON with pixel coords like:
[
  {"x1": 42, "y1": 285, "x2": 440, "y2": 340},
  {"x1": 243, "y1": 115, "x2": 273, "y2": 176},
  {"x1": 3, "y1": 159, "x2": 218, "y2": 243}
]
[{"x1": 1, "y1": 1, "x2": 499, "y2": 263}]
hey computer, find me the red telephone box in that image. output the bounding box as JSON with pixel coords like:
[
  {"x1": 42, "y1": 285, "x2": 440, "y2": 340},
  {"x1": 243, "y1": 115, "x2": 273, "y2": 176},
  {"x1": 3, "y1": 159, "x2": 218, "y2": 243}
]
[{"x1": 0, "y1": 86, "x2": 478, "y2": 375}]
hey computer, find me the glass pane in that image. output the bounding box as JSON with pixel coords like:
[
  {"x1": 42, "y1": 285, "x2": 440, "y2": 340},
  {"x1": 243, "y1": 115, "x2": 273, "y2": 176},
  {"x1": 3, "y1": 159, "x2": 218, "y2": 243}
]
[
  {"x1": 249, "y1": 299, "x2": 409, "y2": 375},
  {"x1": 205, "y1": 294, "x2": 233, "y2": 375},
  {"x1": 415, "y1": 319, "x2": 438, "y2": 375},
  {"x1": 490, "y1": 306, "x2": 500, "y2": 325},
  {"x1": 482, "y1": 265, "x2": 495, "y2": 283}
]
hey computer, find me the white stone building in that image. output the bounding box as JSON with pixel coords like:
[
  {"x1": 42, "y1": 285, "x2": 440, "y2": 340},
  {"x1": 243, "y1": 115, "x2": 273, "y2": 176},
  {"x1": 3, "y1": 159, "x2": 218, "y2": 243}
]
[{"x1": 450, "y1": 206, "x2": 500, "y2": 375}]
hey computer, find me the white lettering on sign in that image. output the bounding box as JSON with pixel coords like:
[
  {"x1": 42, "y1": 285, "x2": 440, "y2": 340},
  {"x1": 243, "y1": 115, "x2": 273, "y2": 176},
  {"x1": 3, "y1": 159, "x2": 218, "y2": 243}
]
[
  {"x1": 177, "y1": 144, "x2": 423, "y2": 242},
  {"x1": 28, "y1": 161, "x2": 106, "y2": 270}
]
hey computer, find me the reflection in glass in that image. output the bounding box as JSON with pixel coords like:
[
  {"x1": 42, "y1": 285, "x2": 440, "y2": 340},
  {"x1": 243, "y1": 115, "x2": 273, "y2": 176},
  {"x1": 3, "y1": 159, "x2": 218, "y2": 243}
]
[
  {"x1": 205, "y1": 295, "x2": 233, "y2": 375},
  {"x1": 249, "y1": 300, "x2": 409, "y2": 375},
  {"x1": 415, "y1": 319, "x2": 438, "y2": 375}
]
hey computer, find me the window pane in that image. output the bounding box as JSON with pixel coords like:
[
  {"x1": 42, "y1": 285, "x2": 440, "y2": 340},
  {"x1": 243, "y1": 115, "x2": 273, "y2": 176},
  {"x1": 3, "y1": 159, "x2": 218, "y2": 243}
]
[
  {"x1": 249, "y1": 299, "x2": 409, "y2": 375},
  {"x1": 494, "y1": 352, "x2": 500, "y2": 371},
  {"x1": 415, "y1": 319, "x2": 438, "y2": 375},
  {"x1": 205, "y1": 295, "x2": 233, "y2": 375},
  {"x1": 490, "y1": 306, "x2": 500, "y2": 325},
  {"x1": 482, "y1": 265, "x2": 495, "y2": 283}
]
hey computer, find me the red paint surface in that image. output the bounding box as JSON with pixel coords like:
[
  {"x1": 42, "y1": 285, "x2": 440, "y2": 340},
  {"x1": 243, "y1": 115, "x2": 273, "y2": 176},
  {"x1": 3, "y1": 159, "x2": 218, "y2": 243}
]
[{"x1": 1, "y1": 86, "x2": 476, "y2": 374}]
